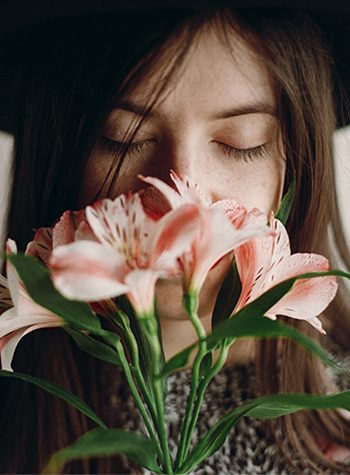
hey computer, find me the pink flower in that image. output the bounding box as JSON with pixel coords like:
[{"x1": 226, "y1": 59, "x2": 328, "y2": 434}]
[
  {"x1": 0, "y1": 239, "x2": 63, "y2": 370},
  {"x1": 234, "y1": 215, "x2": 338, "y2": 332},
  {"x1": 50, "y1": 192, "x2": 199, "y2": 316},
  {"x1": 141, "y1": 172, "x2": 270, "y2": 294},
  {"x1": 26, "y1": 210, "x2": 93, "y2": 264}
]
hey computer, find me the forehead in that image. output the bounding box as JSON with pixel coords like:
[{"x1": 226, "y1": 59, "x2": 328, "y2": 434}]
[{"x1": 122, "y1": 26, "x2": 276, "y2": 120}]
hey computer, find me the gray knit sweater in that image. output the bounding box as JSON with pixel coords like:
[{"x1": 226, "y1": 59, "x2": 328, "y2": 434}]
[{"x1": 104, "y1": 362, "x2": 350, "y2": 474}]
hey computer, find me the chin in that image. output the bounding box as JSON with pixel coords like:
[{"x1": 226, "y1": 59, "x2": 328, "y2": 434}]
[{"x1": 155, "y1": 254, "x2": 233, "y2": 322}]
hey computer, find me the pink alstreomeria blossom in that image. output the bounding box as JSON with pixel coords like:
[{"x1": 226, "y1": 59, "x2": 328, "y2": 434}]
[
  {"x1": 27, "y1": 212, "x2": 117, "y2": 320},
  {"x1": 0, "y1": 239, "x2": 63, "y2": 370},
  {"x1": 140, "y1": 172, "x2": 271, "y2": 295},
  {"x1": 26, "y1": 209, "x2": 94, "y2": 265},
  {"x1": 50, "y1": 191, "x2": 200, "y2": 316},
  {"x1": 234, "y1": 214, "x2": 338, "y2": 332}
]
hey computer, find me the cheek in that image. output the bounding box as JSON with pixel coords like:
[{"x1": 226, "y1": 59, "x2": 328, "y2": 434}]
[
  {"x1": 215, "y1": 157, "x2": 286, "y2": 215},
  {"x1": 78, "y1": 150, "x2": 153, "y2": 208},
  {"x1": 77, "y1": 151, "x2": 108, "y2": 208}
]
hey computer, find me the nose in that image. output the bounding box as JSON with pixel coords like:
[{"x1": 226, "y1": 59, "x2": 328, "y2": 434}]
[{"x1": 152, "y1": 134, "x2": 216, "y2": 204}]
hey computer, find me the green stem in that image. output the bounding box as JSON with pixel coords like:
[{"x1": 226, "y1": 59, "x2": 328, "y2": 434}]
[
  {"x1": 175, "y1": 294, "x2": 207, "y2": 469},
  {"x1": 140, "y1": 316, "x2": 174, "y2": 474},
  {"x1": 113, "y1": 311, "x2": 172, "y2": 472},
  {"x1": 154, "y1": 375, "x2": 173, "y2": 473},
  {"x1": 182, "y1": 342, "x2": 229, "y2": 460},
  {"x1": 114, "y1": 339, "x2": 164, "y2": 466},
  {"x1": 114, "y1": 312, "x2": 160, "y2": 429}
]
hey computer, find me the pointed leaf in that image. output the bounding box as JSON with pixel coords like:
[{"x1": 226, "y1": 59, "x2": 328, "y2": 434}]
[
  {"x1": 7, "y1": 254, "x2": 101, "y2": 332},
  {"x1": 207, "y1": 270, "x2": 350, "y2": 374},
  {"x1": 246, "y1": 391, "x2": 350, "y2": 418},
  {"x1": 212, "y1": 260, "x2": 241, "y2": 328},
  {"x1": 66, "y1": 328, "x2": 121, "y2": 366},
  {"x1": 44, "y1": 428, "x2": 161, "y2": 474},
  {"x1": 177, "y1": 390, "x2": 350, "y2": 474},
  {"x1": 0, "y1": 369, "x2": 106, "y2": 429},
  {"x1": 275, "y1": 178, "x2": 295, "y2": 225},
  {"x1": 153, "y1": 300, "x2": 167, "y2": 401},
  {"x1": 159, "y1": 343, "x2": 197, "y2": 378}
]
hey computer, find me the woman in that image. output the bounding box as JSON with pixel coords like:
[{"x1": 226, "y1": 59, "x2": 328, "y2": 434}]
[{"x1": 1, "y1": 3, "x2": 350, "y2": 473}]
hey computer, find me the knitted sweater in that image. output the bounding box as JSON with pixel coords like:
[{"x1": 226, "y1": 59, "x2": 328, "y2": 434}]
[{"x1": 104, "y1": 362, "x2": 350, "y2": 474}]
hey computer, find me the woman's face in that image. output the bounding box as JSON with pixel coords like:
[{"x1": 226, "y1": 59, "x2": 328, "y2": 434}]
[{"x1": 80, "y1": 28, "x2": 285, "y2": 323}]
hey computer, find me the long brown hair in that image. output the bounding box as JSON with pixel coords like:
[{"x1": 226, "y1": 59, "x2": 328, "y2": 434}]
[{"x1": 2, "y1": 7, "x2": 350, "y2": 474}]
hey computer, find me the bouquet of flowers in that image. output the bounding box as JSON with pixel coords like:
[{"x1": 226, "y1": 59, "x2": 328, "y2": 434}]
[{"x1": 1, "y1": 172, "x2": 350, "y2": 474}]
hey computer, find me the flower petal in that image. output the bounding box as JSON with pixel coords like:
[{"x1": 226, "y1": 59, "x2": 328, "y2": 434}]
[
  {"x1": 26, "y1": 227, "x2": 53, "y2": 263},
  {"x1": 234, "y1": 215, "x2": 337, "y2": 331},
  {"x1": 266, "y1": 255, "x2": 338, "y2": 323},
  {"x1": 0, "y1": 274, "x2": 13, "y2": 311},
  {"x1": 125, "y1": 269, "x2": 159, "y2": 315},
  {"x1": 188, "y1": 207, "x2": 269, "y2": 293},
  {"x1": 139, "y1": 174, "x2": 186, "y2": 209},
  {"x1": 86, "y1": 193, "x2": 152, "y2": 256},
  {"x1": 50, "y1": 241, "x2": 129, "y2": 301},
  {"x1": 138, "y1": 186, "x2": 171, "y2": 221},
  {"x1": 52, "y1": 209, "x2": 90, "y2": 247},
  {"x1": 1, "y1": 321, "x2": 62, "y2": 371},
  {"x1": 147, "y1": 203, "x2": 199, "y2": 267},
  {"x1": 234, "y1": 231, "x2": 275, "y2": 311}
]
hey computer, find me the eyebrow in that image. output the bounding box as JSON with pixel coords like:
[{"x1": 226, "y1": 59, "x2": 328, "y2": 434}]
[
  {"x1": 114, "y1": 100, "x2": 155, "y2": 118},
  {"x1": 209, "y1": 102, "x2": 278, "y2": 120},
  {"x1": 113, "y1": 100, "x2": 278, "y2": 120}
]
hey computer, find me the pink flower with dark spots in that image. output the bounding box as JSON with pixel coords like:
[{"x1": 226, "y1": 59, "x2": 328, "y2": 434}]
[
  {"x1": 26, "y1": 210, "x2": 94, "y2": 265},
  {"x1": 0, "y1": 239, "x2": 63, "y2": 370},
  {"x1": 234, "y1": 214, "x2": 338, "y2": 332},
  {"x1": 50, "y1": 191, "x2": 199, "y2": 316},
  {"x1": 140, "y1": 172, "x2": 270, "y2": 294}
]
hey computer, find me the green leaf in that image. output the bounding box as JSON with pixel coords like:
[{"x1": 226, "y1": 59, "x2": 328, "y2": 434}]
[
  {"x1": 0, "y1": 370, "x2": 106, "y2": 429},
  {"x1": 206, "y1": 270, "x2": 350, "y2": 374},
  {"x1": 246, "y1": 391, "x2": 350, "y2": 418},
  {"x1": 44, "y1": 428, "x2": 161, "y2": 474},
  {"x1": 212, "y1": 260, "x2": 241, "y2": 328},
  {"x1": 65, "y1": 328, "x2": 122, "y2": 366},
  {"x1": 153, "y1": 300, "x2": 167, "y2": 401},
  {"x1": 7, "y1": 254, "x2": 101, "y2": 332},
  {"x1": 177, "y1": 390, "x2": 350, "y2": 474},
  {"x1": 158, "y1": 343, "x2": 197, "y2": 378},
  {"x1": 275, "y1": 178, "x2": 295, "y2": 225}
]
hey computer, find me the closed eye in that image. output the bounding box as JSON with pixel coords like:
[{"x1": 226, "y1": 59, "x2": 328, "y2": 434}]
[
  {"x1": 98, "y1": 135, "x2": 155, "y2": 156},
  {"x1": 214, "y1": 141, "x2": 268, "y2": 162}
]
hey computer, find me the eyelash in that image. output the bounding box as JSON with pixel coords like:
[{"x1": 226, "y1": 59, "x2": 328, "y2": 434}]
[
  {"x1": 98, "y1": 135, "x2": 153, "y2": 156},
  {"x1": 98, "y1": 135, "x2": 268, "y2": 162},
  {"x1": 214, "y1": 142, "x2": 268, "y2": 162}
]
